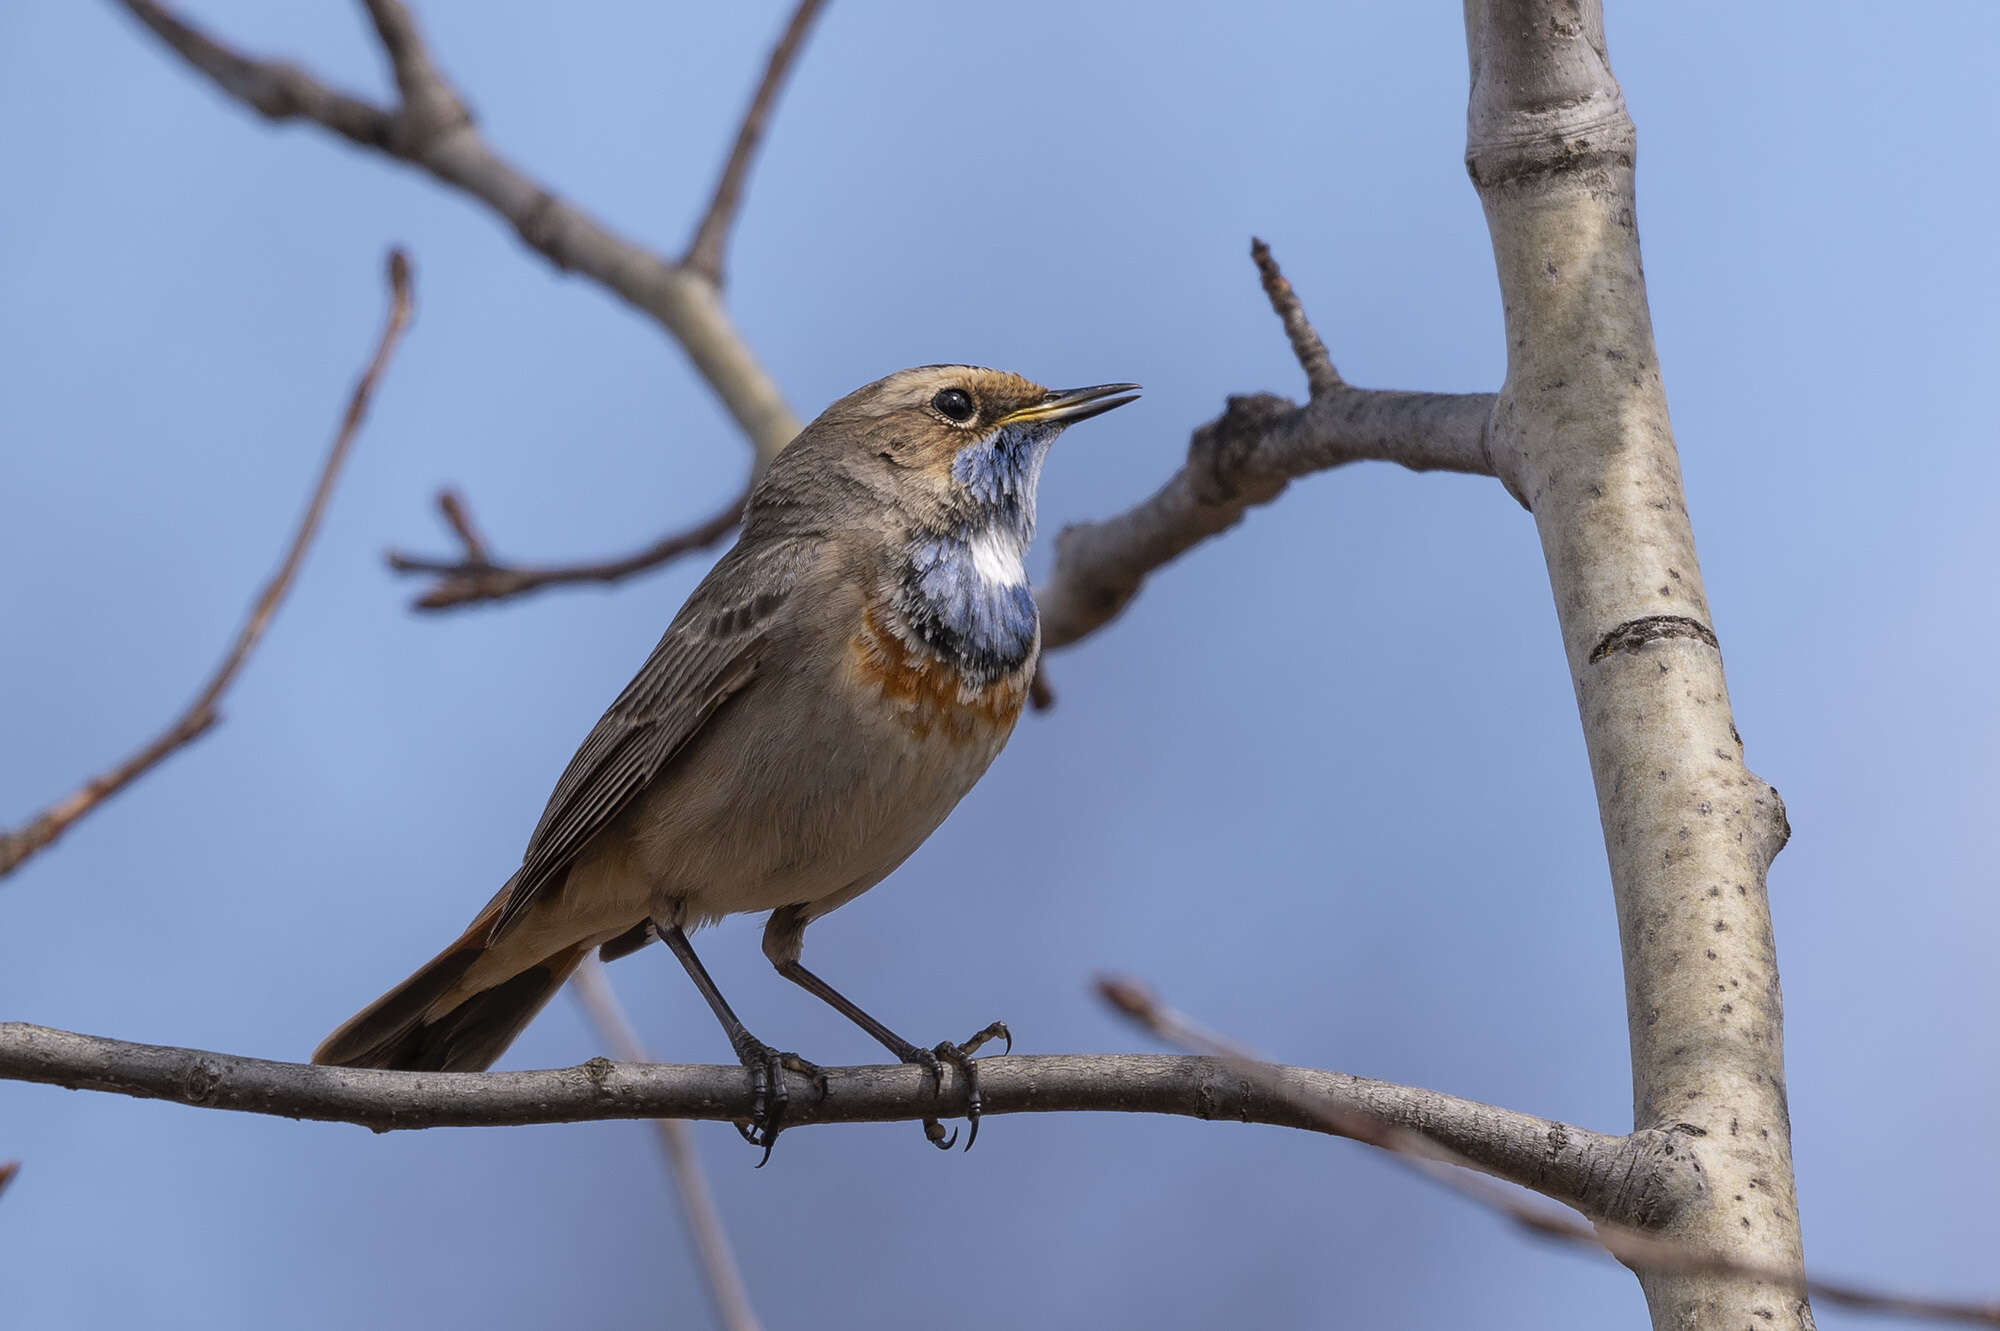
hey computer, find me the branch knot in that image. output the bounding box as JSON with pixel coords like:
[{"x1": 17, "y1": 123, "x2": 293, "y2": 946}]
[{"x1": 1188, "y1": 394, "x2": 1293, "y2": 508}]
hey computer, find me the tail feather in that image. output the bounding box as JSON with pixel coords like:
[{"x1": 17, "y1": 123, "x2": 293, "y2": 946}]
[{"x1": 313, "y1": 901, "x2": 589, "y2": 1072}]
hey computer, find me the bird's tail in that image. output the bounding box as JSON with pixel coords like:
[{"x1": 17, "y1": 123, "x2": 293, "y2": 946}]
[{"x1": 311, "y1": 893, "x2": 589, "y2": 1073}]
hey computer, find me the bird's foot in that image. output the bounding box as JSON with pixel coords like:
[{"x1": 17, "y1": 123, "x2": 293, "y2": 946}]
[
  {"x1": 730, "y1": 1037, "x2": 826, "y2": 1167},
  {"x1": 908, "y1": 1020, "x2": 1012, "y2": 1152}
]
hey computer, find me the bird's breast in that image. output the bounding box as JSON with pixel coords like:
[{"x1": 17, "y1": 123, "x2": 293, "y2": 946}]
[{"x1": 848, "y1": 600, "x2": 1031, "y2": 747}]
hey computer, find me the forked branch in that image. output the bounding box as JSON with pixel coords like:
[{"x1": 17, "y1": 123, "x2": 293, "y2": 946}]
[
  {"x1": 113, "y1": 0, "x2": 809, "y2": 614},
  {"x1": 385, "y1": 482, "x2": 749, "y2": 611},
  {"x1": 1036, "y1": 239, "x2": 1505, "y2": 652}
]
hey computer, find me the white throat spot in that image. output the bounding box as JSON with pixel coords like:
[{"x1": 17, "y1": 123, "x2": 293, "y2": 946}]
[{"x1": 966, "y1": 527, "x2": 1027, "y2": 588}]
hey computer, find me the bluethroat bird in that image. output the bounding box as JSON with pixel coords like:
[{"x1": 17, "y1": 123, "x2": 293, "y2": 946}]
[{"x1": 314, "y1": 366, "x2": 1138, "y2": 1159}]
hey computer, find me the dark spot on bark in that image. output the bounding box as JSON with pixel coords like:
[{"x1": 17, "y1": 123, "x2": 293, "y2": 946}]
[
  {"x1": 1714, "y1": 920, "x2": 1729, "y2": 932},
  {"x1": 1588, "y1": 614, "x2": 1720, "y2": 663}
]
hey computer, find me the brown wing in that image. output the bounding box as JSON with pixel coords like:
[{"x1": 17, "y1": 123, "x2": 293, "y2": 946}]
[{"x1": 489, "y1": 537, "x2": 803, "y2": 936}]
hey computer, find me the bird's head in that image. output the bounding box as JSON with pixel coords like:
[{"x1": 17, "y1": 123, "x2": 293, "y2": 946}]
[{"x1": 755, "y1": 366, "x2": 1139, "y2": 541}]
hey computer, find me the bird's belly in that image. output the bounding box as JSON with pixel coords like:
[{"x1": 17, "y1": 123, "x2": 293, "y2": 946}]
[{"x1": 627, "y1": 638, "x2": 1027, "y2": 926}]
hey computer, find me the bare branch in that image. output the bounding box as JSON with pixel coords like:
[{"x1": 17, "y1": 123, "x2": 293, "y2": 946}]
[
  {"x1": 356, "y1": 0, "x2": 468, "y2": 149},
  {"x1": 117, "y1": 0, "x2": 397, "y2": 147},
  {"x1": 1099, "y1": 978, "x2": 2000, "y2": 1330},
  {"x1": 1036, "y1": 241, "x2": 1501, "y2": 653},
  {"x1": 570, "y1": 959, "x2": 763, "y2": 1331},
  {"x1": 432, "y1": 489, "x2": 489, "y2": 564},
  {"x1": 683, "y1": 0, "x2": 831, "y2": 287},
  {"x1": 112, "y1": 0, "x2": 801, "y2": 465},
  {"x1": 0, "y1": 1160, "x2": 18, "y2": 1200},
  {"x1": 3, "y1": 1020, "x2": 1659, "y2": 1218},
  {"x1": 384, "y1": 480, "x2": 749, "y2": 611},
  {"x1": 1462, "y1": 6, "x2": 1802, "y2": 1326},
  {"x1": 1249, "y1": 237, "x2": 1343, "y2": 397},
  {"x1": 0, "y1": 250, "x2": 415, "y2": 880}
]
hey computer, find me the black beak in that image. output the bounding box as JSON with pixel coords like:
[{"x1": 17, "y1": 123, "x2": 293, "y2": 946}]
[{"x1": 1007, "y1": 382, "x2": 1142, "y2": 427}]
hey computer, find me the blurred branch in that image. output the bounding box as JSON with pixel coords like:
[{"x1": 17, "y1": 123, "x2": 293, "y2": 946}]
[
  {"x1": 111, "y1": 0, "x2": 808, "y2": 615},
  {"x1": 384, "y1": 481, "x2": 748, "y2": 611},
  {"x1": 1098, "y1": 976, "x2": 2000, "y2": 1329},
  {"x1": 5, "y1": 1019, "x2": 1675, "y2": 1222},
  {"x1": 1036, "y1": 239, "x2": 1505, "y2": 656},
  {"x1": 569, "y1": 958, "x2": 763, "y2": 1331},
  {"x1": 0, "y1": 1160, "x2": 18, "y2": 1200},
  {"x1": 683, "y1": 0, "x2": 830, "y2": 287},
  {"x1": 0, "y1": 251, "x2": 415, "y2": 881}
]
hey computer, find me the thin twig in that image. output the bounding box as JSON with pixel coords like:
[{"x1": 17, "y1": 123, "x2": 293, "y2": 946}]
[
  {"x1": 1095, "y1": 976, "x2": 2000, "y2": 1330},
  {"x1": 570, "y1": 958, "x2": 762, "y2": 1331},
  {"x1": 0, "y1": 251, "x2": 415, "y2": 880},
  {"x1": 384, "y1": 480, "x2": 749, "y2": 611},
  {"x1": 0, "y1": 1160, "x2": 18, "y2": 1200},
  {"x1": 1249, "y1": 237, "x2": 1343, "y2": 397},
  {"x1": 682, "y1": 0, "x2": 831, "y2": 286},
  {"x1": 433, "y1": 489, "x2": 489, "y2": 564}
]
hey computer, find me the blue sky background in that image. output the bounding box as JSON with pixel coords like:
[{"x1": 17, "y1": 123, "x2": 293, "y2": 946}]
[{"x1": 4, "y1": 3, "x2": 1996, "y2": 1327}]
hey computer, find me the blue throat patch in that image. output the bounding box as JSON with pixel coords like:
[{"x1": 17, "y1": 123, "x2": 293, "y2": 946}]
[{"x1": 899, "y1": 423, "x2": 1056, "y2": 678}]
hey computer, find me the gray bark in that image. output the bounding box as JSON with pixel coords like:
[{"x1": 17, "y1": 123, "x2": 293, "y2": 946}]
[{"x1": 1463, "y1": 3, "x2": 1805, "y2": 1325}]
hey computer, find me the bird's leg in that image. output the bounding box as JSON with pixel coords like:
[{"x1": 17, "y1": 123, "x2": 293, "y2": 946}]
[
  {"x1": 656, "y1": 922, "x2": 824, "y2": 1166},
  {"x1": 775, "y1": 959, "x2": 1010, "y2": 1151}
]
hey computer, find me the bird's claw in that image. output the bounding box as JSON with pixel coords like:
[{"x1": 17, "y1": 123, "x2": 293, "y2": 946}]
[
  {"x1": 908, "y1": 1020, "x2": 1010, "y2": 1153},
  {"x1": 732, "y1": 1039, "x2": 825, "y2": 1167}
]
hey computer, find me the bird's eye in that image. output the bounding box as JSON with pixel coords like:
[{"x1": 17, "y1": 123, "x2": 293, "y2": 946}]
[{"x1": 932, "y1": 388, "x2": 975, "y2": 423}]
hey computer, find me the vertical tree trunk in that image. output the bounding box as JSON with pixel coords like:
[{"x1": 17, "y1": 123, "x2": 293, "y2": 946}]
[{"x1": 1461, "y1": 4, "x2": 1807, "y2": 1326}]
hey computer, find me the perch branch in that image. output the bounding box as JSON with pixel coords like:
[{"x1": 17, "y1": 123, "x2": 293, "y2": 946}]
[
  {"x1": 1036, "y1": 240, "x2": 1504, "y2": 653},
  {"x1": 682, "y1": 0, "x2": 831, "y2": 287},
  {"x1": 4, "y1": 1020, "x2": 1670, "y2": 1223},
  {"x1": 0, "y1": 250, "x2": 414, "y2": 880},
  {"x1": 569, "y1": 959, "x2": 762, "y2": 1331},
  {"x1": 1099, "y1": 977, "x2": 2000, "y2": 1329}
]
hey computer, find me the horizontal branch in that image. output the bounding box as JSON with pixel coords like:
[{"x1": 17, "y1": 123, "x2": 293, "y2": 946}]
[
  {"x1": 7, "y1": 1020, "x2": 1657, "y2": 1220},
  {"x1": 1037, "y1": 242, "x2": 1504, "y2": 653},
  {"x1": 0, "y1": 250, "x2": 414, "y2": 880},
  {"x1": 1039, "y1": 384, "x2": 1499, "y2": 649}
]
